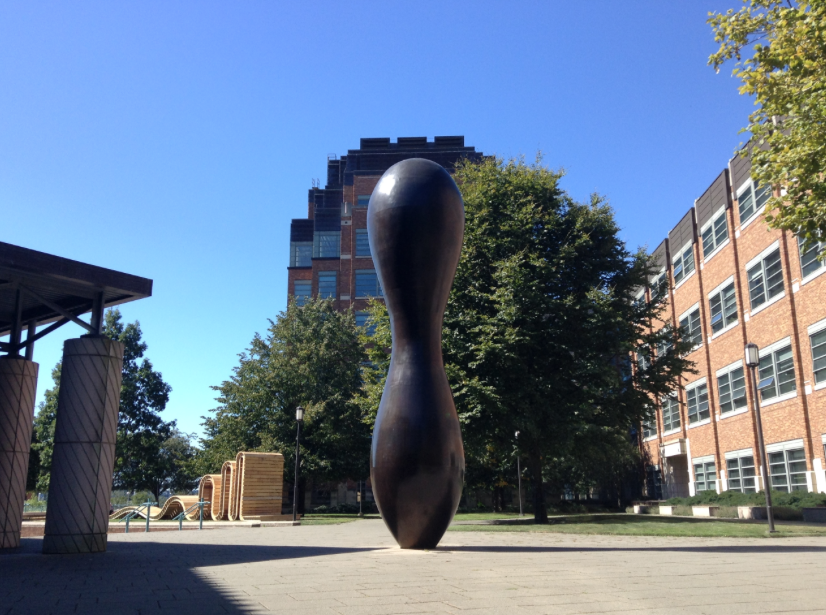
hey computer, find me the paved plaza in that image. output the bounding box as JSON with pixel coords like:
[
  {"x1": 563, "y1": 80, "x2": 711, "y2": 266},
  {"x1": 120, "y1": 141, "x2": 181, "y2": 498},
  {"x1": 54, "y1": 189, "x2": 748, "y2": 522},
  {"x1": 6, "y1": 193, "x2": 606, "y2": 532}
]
[{"x1": 2, "y1": 519, "x2": 826, "y2": 615}]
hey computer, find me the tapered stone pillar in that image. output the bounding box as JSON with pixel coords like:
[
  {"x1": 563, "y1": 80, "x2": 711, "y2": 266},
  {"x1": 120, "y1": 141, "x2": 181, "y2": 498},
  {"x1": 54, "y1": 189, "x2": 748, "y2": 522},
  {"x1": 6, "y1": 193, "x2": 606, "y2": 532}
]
[
  {"x1": 43, "y1": 336, "x2": 123, "y2": 554},
  {"x1": 0, "y1": 357, "x2": 38, "y2": 549}
]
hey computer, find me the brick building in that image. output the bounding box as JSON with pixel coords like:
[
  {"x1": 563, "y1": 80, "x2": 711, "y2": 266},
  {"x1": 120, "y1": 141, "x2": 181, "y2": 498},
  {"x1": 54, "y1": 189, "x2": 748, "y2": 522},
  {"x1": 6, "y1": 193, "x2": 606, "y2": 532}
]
[
  {"x1": 639, "y1": 149, "x2": 826, "y2": 499},
  {"x1": 287, "y1": 136, "x2": 484, "y2": 324}
]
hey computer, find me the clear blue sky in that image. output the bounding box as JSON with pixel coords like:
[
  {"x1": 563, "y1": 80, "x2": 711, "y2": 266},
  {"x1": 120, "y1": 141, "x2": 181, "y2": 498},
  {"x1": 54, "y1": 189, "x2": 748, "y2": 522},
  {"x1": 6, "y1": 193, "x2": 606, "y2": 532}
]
[{"x1": 1, "y1": 1, "x2": 753, "y2": 438}]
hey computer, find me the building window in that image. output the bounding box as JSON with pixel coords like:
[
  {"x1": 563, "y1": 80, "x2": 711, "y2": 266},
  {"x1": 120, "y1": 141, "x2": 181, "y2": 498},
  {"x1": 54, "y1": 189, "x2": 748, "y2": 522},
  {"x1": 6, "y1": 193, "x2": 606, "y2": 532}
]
[
  {"x1": 811, "y1": 329, "x2": 826, "y2": 385},
  {"x1": 661, "y1": 395, "x2": 681, "y2": 432},
  {"x1": 355, "y1": 311, "x2": 376, "y2": 335},
  {"x1": 656, "y1": 326, "x2": 674, "y2": 359},
  {"x1": 290, "y1": 242, "x2": 312, "y2": 267},
  {"x1": 650, "y1": 270, "x2": 668, "y2": 301},
  {"x1": 645, "y1": 465, "x2": 663, "y2": 499},
  {"x1": 747, "y1": 248, "x2": 784, "y2": 309},
  {"x1": 726, "y1": 453, "x2": 757, "y2": 493},
  {"x1": 679, "y1": 307, "x2": 702, "y2": 347},
  {"x1": 693, "y1": 460, "x2": 717, "y2": 492},
  {"x1": 672, "y1": 243, "x2": 695, "y2": 285},
  {"x1": 701, "y1": 210, "x2": 729, "y2": 257},
  {"x1": 355, "y1": 269, "x2": 383, "y2": 298},
  {"x1": 317, "y1": 271, "x2": 336, "y2": 299},
  {"x1": 355, "y1": 229, "x2": 371, "y2": 257},
  {"x1": 356, "y1": 195, "x2": 371, "y2": 208},
  {"x1": 709, "y1": 283, "x2": 738, "y2": 334},
  {"x1": 642, "y1": 405, "x2": 657, "y2": 439},
  {"x1": 758, "y1": 344, "x2": 796, "y2": 401},
  {"x1": 687, "y1": 381, "x2": 710, "y2": 424},
  {"x1": 636, "y1": 347, "x2": 651, "y2": 372},
  {"x1": 717, "y1": 364, "x2": 747, "y2": 415},
  {"x1": 294, "y1": 280, "x2": 311, "y2": 306},
  {"x1": 798, "y1": 236, "x2": 824, "y2": 279},
  {"x1": 314, "y1": 231, "x2": 340, "y2": 258},
  {"x1": 769, "y1": 448, "x2": 808, "y2": 492},
  {"x1": 738, "y1": 181, "x2": 770, "y2": 224}
]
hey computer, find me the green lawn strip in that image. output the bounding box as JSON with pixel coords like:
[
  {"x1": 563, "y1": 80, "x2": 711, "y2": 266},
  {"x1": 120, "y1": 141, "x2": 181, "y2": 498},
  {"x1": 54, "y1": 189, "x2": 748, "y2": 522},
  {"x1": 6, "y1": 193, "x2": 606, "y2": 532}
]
[
  {"x1": 446, "y1": 514, "x2": 826, "y2": 538},
  {"x1": 453, "y1": 512, "x2": 524, "y2": 521}
]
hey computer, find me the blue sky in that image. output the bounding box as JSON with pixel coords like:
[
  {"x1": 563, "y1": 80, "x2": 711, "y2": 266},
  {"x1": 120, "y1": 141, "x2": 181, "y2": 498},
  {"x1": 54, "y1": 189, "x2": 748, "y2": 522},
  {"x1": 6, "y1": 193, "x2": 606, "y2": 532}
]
[{"x1": 1, "y1": 1, "x2": 753, "y2": 438}]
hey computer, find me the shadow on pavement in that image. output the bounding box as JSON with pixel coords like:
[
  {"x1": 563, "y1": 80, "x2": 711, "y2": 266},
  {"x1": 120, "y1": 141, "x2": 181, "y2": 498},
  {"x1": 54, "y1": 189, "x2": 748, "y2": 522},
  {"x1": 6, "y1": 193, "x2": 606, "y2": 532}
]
[{"x1": 0, "y1": 537, "x2": 380, "y2": 615}]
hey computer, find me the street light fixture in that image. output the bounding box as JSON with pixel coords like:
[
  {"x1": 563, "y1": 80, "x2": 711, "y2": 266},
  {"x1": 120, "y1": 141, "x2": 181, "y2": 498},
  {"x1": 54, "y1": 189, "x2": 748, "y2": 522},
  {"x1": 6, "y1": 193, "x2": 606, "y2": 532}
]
[
  {"x1": 515, "y1": 431, "x2": 523, "y2": 517},
  {"x1": 293, "y1": 406, "x2": 304, "y2": 522},
  {"x1": 745, "y1": 343, "x2": 776, "y2": 533}
]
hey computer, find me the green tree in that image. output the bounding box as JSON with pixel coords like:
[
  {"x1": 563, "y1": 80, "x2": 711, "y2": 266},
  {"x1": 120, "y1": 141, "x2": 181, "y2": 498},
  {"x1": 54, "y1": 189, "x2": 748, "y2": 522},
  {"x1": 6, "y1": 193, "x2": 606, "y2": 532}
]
[
  {"x1": 709, "y1": 1, "x2": 826, "y2": 250},
  {"x1": 442, "y1": 156, "x2": 693, "y2": 522},
  {"x1": 198, "y1": 298, "x2": 371, "y2": 509},
  {"x1": 29, "y1": 362, "x2": 61, "y2": 493},
  {"x1": 104, "y1": 309, "x2": 176, "y2": 499}
]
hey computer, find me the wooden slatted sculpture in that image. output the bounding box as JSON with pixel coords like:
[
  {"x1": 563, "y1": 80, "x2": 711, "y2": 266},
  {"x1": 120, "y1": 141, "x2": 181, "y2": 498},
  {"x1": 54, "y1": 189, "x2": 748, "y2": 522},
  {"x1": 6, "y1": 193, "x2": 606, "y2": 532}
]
[{"x1": 367, "y1": 158, "x2": 466, "y2": 549}]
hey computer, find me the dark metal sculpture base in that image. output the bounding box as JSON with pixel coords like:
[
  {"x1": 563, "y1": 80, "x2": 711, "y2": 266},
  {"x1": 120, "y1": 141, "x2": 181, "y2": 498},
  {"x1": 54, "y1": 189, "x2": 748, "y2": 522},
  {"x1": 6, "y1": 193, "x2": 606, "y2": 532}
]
[{"x1": 368, "y1": 158, "x2": 465, "y2": 549}]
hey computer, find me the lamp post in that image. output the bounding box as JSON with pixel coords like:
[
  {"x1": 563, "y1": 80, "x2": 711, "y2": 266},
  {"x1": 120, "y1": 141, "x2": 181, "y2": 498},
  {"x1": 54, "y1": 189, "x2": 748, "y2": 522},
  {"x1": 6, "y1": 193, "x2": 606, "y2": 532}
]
[
  {"x1": 515, "y1": 431, "x2": 523, "y2": 517},
  {"x1": 745, "y1": 343, "x2": 776, "y2": 533},
  {"x1": 293, "y1": 406, "x2": 304, "y2": 522}
]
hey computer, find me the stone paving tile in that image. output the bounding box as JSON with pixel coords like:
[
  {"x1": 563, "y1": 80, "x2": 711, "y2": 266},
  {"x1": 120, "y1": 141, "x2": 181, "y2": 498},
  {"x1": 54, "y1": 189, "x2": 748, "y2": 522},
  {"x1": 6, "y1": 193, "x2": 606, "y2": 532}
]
[{"x1": 3, "y1": 521, "x2": 826, "y2": 614}]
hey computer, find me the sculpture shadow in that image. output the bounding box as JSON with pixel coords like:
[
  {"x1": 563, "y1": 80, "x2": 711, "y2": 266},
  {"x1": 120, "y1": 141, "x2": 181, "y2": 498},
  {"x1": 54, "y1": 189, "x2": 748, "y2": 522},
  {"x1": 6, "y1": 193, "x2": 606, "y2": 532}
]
[{"x1": 0, "y1": 537, "x2": 380, "y2": 615}]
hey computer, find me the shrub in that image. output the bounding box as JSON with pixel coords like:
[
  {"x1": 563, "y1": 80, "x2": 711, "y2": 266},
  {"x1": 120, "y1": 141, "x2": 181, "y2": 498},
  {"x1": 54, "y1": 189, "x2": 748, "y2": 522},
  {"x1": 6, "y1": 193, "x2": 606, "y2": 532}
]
[{"x1": 666, "y1": 490, "x2": 826, "y2": 510}]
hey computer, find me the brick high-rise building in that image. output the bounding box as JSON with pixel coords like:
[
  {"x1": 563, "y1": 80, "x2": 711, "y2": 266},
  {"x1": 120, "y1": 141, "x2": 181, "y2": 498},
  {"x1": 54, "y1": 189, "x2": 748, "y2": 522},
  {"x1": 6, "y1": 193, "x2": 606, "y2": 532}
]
[
  {"x1": 639, "y1": 149, "x2": 826, "y2": 499},
  {"x1": 287, "y1": 136, "x2": 484, "y2": 324}
]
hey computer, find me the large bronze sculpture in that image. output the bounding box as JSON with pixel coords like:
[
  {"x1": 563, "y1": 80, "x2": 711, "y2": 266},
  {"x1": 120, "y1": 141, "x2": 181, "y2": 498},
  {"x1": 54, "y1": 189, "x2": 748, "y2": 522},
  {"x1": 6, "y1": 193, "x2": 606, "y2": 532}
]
[{"x1": 368, "y1": 158, "x2": 465, "y2": 549}]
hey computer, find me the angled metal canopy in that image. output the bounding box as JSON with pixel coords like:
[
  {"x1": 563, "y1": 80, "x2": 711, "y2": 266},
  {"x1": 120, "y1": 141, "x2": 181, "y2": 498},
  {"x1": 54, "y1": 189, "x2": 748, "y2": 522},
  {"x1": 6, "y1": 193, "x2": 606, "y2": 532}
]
[{"x1": 0, "y1": 241, "x2": 153, "y2": 357}]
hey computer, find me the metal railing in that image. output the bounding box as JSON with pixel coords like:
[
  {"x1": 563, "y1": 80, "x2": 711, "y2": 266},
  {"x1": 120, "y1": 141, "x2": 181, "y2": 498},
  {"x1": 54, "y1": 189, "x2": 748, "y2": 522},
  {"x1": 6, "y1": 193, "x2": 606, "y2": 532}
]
[
  {"x1": 174, "y1": 500, "x2": 210, "y2": 531},
  {"x1": 120, "y1": 501, "x2": 157, "y2": 534}
]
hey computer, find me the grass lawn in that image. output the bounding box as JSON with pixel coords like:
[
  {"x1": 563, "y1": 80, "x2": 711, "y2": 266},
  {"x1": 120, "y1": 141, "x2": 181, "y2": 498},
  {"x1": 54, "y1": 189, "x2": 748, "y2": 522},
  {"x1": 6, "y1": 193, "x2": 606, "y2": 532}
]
[
  {"x1": 447, "y1": 514, "x2": 826, "y2": 538},
  {"x1": 453, "y1": 512, "x2": 525, "y2": 521}
]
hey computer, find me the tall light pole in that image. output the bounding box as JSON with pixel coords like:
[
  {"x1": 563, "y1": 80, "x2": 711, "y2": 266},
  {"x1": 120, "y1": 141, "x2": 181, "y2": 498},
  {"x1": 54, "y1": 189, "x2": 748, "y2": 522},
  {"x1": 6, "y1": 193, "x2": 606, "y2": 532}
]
[
  {"x1": 293, "y1": 406, "x2": 304, "y2": 522},
  {"x1": 745, "y1": 343, "x2": 776, "y2": 533},
  {"x1": 515, "y1": 431, "x2": 523, "y2": 517}
]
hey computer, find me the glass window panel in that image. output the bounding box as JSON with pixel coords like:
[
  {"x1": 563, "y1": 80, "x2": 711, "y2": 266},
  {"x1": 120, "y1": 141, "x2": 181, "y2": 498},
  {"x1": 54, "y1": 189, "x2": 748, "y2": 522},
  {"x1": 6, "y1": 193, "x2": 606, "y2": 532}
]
[
  {"x1": 673, "y1": 245, "x2": 695, "y2": 284},
  {"x1": 764, "y1": 250, "x2": 785, "y2": 300},
  {"x1": 294, "y1": 280, "x2": 311, "y2": 306},
  {"x1": 714, "y1": 213, "x2": 728, "y2": 245},
  {"x1": 718, "y1": 366, "x2": 747, "y2": 415},
  {"x1": 798, "y1": 236, "x2": 824, "y2": 278},
  {"x1": 314, "y1": 231, "x2": 341, "y2": 258},
  {"x1": 810, "y1": 330, "x2": 826, "y2": 384},
  {"x1": 356, "y1": 195, "x2": 371, "y2": 207},
  {"x1": 661, "y1": 396, "x2": 681, "y2": 432},
  {"x1": 317, "y1": 272, "x2": 336, "y2": 299},
  {"x1": 355, "y1": 269, "x2": 383, "y2": 298},
  {"x1": 739, "y1": 185, "x2": 756, "y2": 223},
  {"x1": 355, "y1": 311, "x2": 376, "y2": 336},
  {"x1": 687, "y1": 383, "x2": 710, "y2": 423},
  {"x1": 290, "y1": 242, "x2": 312, "y2": 267},
  {"x1": 709, "y1": 283, "x2": 737, "y2": 334},
  {"x1": 355, "y1": 229, "x2": 371, "y2": 257},
  {"x1": 749, "y1": 249, "x2": 784, "y2": 309},
  {"x1": 680, "y1": 308, "x2": 702, "y2": 347}
]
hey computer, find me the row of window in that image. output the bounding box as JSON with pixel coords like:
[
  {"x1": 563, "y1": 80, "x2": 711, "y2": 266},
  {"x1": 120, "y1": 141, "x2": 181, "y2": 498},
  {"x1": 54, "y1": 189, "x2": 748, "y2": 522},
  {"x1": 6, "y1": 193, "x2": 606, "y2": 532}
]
[
  {"x1": 692, "y1": 444, "x2": 809, "y2": 494},
  {"x1": 644, "y1": 327, "x2": 826, "y2": 439},
  {"x1": 290, "y1": 228, "x2": 374, "y2": 267},
  {"x1": 293, "y1": 270, "x2": 384, "y2": 305}
]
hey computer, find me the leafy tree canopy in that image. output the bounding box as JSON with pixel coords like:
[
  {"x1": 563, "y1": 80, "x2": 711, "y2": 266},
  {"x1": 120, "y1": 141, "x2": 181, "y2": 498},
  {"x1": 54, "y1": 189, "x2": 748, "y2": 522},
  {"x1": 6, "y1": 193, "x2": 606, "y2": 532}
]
[
  {"x1": 198, "y1": 298, "x2": 371, "y2": 490},
  {"x1": 709, "y1": 1, "x2": 826, "y2": 249}
]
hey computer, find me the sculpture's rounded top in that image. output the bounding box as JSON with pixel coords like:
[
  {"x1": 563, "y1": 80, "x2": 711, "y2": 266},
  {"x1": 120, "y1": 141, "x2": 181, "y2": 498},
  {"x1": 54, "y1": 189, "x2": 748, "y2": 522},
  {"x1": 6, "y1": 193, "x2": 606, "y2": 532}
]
[{"x1": 368, "y1": 158, "x2": 463, "y2": 215}]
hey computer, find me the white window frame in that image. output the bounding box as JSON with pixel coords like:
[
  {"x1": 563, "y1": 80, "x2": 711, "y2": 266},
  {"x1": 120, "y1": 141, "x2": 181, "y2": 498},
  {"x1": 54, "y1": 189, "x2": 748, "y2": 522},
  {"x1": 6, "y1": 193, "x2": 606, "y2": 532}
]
[
  {"x1": 724, "y1": 448, "x2": 757, "y2": 494},
  {"x1": 660, "y1": 394, "x2": 681, "y2": 436},
  {"x1": 672, "y1": 240, "x2": 696, "y2": 289},
  {"x1": 692, "y1": 455, "x2": 717, "y2": 493},
  {"x1": 716, "y1": 359, "x2": 749, "y2": 418},
  {"x1": 736, "y1": 179, "x2": 770, "y2": 230},
  {"x1": 678, "y1": 303, "x2": 703, "y2": 350},
  {"x1": 707, "y1": 275, "x2": 739, "y2": 339},
  {"x1": 700, "y1": 207, "x2": 730, "y2": 263},
  {"x1": 798, "y1": 236, "x2": 826, "y2": 285},
  {"x1": 745, "y1": 240, "x2": 785, "y2": 316},
  {"x1": 765, "y1": 439, "x2": 808, "y2": 493},
  {"x1": 686, "y1": 377, "x2": 711, "y2": 427},
  {"x1": 758, "y1": 337, "x2": 797, "y2": 406},
  {"x1": 808, "y1": 318, "x2": 826, "y2": 390}
]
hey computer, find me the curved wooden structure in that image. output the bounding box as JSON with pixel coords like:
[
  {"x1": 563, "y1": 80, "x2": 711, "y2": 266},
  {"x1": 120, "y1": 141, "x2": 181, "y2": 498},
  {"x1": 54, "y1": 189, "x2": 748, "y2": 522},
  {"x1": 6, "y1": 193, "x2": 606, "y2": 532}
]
[{"x1": 110, "y1": 451, "x2": 286, "y2": 522}]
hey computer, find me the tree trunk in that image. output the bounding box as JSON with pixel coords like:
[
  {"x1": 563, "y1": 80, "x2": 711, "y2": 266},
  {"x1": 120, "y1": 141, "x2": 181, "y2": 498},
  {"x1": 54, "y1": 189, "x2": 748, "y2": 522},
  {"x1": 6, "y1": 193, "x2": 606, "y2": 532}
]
[{"x1": 529, "y1": 452, "x2": 547, "y2": 523}]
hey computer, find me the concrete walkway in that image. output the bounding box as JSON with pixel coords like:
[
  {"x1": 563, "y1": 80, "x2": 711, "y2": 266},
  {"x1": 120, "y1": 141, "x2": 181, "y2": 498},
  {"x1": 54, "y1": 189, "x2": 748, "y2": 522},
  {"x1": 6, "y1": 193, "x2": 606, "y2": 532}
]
[{"x1": 2, "y1": 519, "x2": 825, "y2": 615}]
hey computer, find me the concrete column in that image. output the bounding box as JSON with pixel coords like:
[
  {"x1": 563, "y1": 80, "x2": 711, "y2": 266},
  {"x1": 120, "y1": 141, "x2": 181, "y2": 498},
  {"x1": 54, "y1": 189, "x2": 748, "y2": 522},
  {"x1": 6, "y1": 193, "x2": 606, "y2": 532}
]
[
  {"x1": 43, "y1": 336, "x2": 123, "y2": 554},
  {"x1": 0, "y1": 357, "x2": 38, "y2": 549}
]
